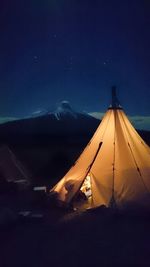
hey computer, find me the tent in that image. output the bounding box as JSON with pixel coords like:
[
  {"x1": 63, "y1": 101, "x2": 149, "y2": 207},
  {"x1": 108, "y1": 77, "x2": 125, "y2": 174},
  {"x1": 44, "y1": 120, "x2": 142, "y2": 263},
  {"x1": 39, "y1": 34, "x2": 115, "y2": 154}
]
[
  {"x1": 0, "y1": 145, "x2": 30, "y2": 185},
  {"x1": 50, "y1": 87, "x2": 150, "y2": 210}
]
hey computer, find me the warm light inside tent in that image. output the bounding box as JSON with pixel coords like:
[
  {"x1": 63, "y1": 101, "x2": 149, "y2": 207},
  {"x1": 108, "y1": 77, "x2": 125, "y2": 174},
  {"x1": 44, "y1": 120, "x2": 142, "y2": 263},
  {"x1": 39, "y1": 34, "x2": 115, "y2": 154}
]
[
  {"x1": 80, "y1": 174, "x2": 92, "y2": 198},
  {"x1": 51, "y1": 106, "x2": 150, "y2": 211}
]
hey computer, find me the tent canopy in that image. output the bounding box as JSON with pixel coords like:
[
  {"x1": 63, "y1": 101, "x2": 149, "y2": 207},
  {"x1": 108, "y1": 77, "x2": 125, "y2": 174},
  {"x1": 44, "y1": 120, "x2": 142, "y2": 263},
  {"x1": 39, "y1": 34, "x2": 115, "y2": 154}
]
[{"x1": 50, "y1": 88, "x2": 150, "y2": 210}]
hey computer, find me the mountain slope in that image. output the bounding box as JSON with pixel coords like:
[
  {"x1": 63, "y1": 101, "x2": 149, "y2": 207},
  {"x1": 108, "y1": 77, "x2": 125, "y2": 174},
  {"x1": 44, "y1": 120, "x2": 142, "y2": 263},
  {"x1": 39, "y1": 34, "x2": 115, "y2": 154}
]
[{"x1": 0, "y1": 102, "x2": 100, "y2": 145}]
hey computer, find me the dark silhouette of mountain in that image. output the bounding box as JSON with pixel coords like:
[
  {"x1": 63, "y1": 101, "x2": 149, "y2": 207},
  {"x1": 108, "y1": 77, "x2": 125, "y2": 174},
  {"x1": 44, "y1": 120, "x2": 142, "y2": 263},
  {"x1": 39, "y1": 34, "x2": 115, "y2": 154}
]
[{"x1": 0, "y1": 101, "x2": 100, "y2": 145}]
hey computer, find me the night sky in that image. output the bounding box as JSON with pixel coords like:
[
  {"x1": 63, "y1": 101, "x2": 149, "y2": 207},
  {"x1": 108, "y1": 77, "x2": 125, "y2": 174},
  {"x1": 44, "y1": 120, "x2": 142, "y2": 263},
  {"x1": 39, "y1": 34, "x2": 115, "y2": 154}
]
[{"x1": 0, "y1": 0, "x2": 150, "y2": 124}]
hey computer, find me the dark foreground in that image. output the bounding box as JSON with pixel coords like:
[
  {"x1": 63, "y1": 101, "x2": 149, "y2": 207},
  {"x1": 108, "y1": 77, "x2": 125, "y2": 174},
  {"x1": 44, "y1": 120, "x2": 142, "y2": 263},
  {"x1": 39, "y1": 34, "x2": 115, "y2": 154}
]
[{"x1": 0, "y1": 203, "x2": 150, "y2": 267}]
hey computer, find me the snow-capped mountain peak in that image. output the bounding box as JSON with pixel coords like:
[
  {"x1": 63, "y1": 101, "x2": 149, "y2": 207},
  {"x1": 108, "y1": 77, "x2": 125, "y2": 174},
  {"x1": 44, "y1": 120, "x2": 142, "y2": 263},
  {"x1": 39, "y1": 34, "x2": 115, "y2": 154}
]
[
  {"x1": 31, "y1": 101, "x2": 94, "y2": 122},
  {"x1": 51, "y1": 101, "x2": 78, "y2": 120}
]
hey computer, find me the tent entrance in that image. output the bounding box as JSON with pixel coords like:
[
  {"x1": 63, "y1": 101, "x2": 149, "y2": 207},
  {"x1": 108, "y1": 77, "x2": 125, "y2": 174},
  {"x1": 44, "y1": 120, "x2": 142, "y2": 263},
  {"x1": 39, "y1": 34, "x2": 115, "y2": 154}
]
[
  {"x1": 80, "y1": 174, "x2": 92, "y2": 198},
  {"x1": 73, "y1": 174, "x2": 92, "y2": 210}
]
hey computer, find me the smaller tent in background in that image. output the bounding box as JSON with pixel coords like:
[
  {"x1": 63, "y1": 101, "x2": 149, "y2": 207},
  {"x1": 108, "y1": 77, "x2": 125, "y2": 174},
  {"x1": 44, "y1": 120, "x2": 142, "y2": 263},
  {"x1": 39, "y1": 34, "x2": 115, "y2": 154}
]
[
  {"x1": 0, "y1": 145, "x2": 31, "y2": 187},
  {"x1": 50, "y1": 87, "x2": 150, "y2": 211}
]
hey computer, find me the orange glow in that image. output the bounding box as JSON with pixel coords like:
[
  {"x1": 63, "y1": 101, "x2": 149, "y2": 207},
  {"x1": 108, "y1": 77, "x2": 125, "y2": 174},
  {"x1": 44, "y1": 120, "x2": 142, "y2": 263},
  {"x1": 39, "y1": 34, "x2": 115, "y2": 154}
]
[{"x1": 50, "y1": 108, "x2": 150, "y2": 210}]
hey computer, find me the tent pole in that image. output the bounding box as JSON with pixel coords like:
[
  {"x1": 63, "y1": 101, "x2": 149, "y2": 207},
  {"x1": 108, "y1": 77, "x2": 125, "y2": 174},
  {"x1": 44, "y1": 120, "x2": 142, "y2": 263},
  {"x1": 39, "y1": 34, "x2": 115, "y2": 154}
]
[
  {"x1": 112, "y1": 86, "x2": 116, "y2": 108},
  {"x1": 111, "y1": 86, "x2": 121, "y2": 109}
]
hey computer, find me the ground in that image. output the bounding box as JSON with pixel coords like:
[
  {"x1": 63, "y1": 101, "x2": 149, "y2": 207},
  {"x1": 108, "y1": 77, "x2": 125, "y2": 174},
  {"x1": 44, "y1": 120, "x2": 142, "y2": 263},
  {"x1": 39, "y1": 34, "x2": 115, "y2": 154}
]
[{"x1": 0, "y1": 203, "x2": 150, "y2": 267}]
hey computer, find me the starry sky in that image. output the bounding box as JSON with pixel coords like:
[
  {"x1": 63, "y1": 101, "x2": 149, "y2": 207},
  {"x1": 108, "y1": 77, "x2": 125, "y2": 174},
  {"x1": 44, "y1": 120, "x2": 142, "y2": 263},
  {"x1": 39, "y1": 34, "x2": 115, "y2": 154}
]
[{"x1": 0, "y1": 0, "x2": 150, "y2": 123}]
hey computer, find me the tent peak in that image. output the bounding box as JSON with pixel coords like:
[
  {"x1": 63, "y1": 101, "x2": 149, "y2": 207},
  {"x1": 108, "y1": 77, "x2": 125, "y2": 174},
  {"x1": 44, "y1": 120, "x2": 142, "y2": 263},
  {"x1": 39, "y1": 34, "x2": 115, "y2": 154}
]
[{"x1": 109, "y1": 86, "x2": 122, "y2": 110}]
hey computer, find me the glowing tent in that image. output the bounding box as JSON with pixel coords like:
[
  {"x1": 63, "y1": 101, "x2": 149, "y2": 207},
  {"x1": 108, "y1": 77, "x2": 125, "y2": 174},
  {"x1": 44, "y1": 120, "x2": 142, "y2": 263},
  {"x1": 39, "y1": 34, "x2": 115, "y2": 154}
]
[{"x1": 50, "y1": 88, "x2": 150, "y2": 210}]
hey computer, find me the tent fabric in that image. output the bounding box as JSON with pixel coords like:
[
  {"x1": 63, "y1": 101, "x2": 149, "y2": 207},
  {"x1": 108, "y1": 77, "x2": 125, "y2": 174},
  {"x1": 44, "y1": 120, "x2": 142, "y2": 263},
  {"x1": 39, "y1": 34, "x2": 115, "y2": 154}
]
[
  {"x1": 50, "y1": 107, "x2": 150, "y2": 210},
  {"x1": 0, "y1": 145, "x2": 30, "y2": 183}
]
